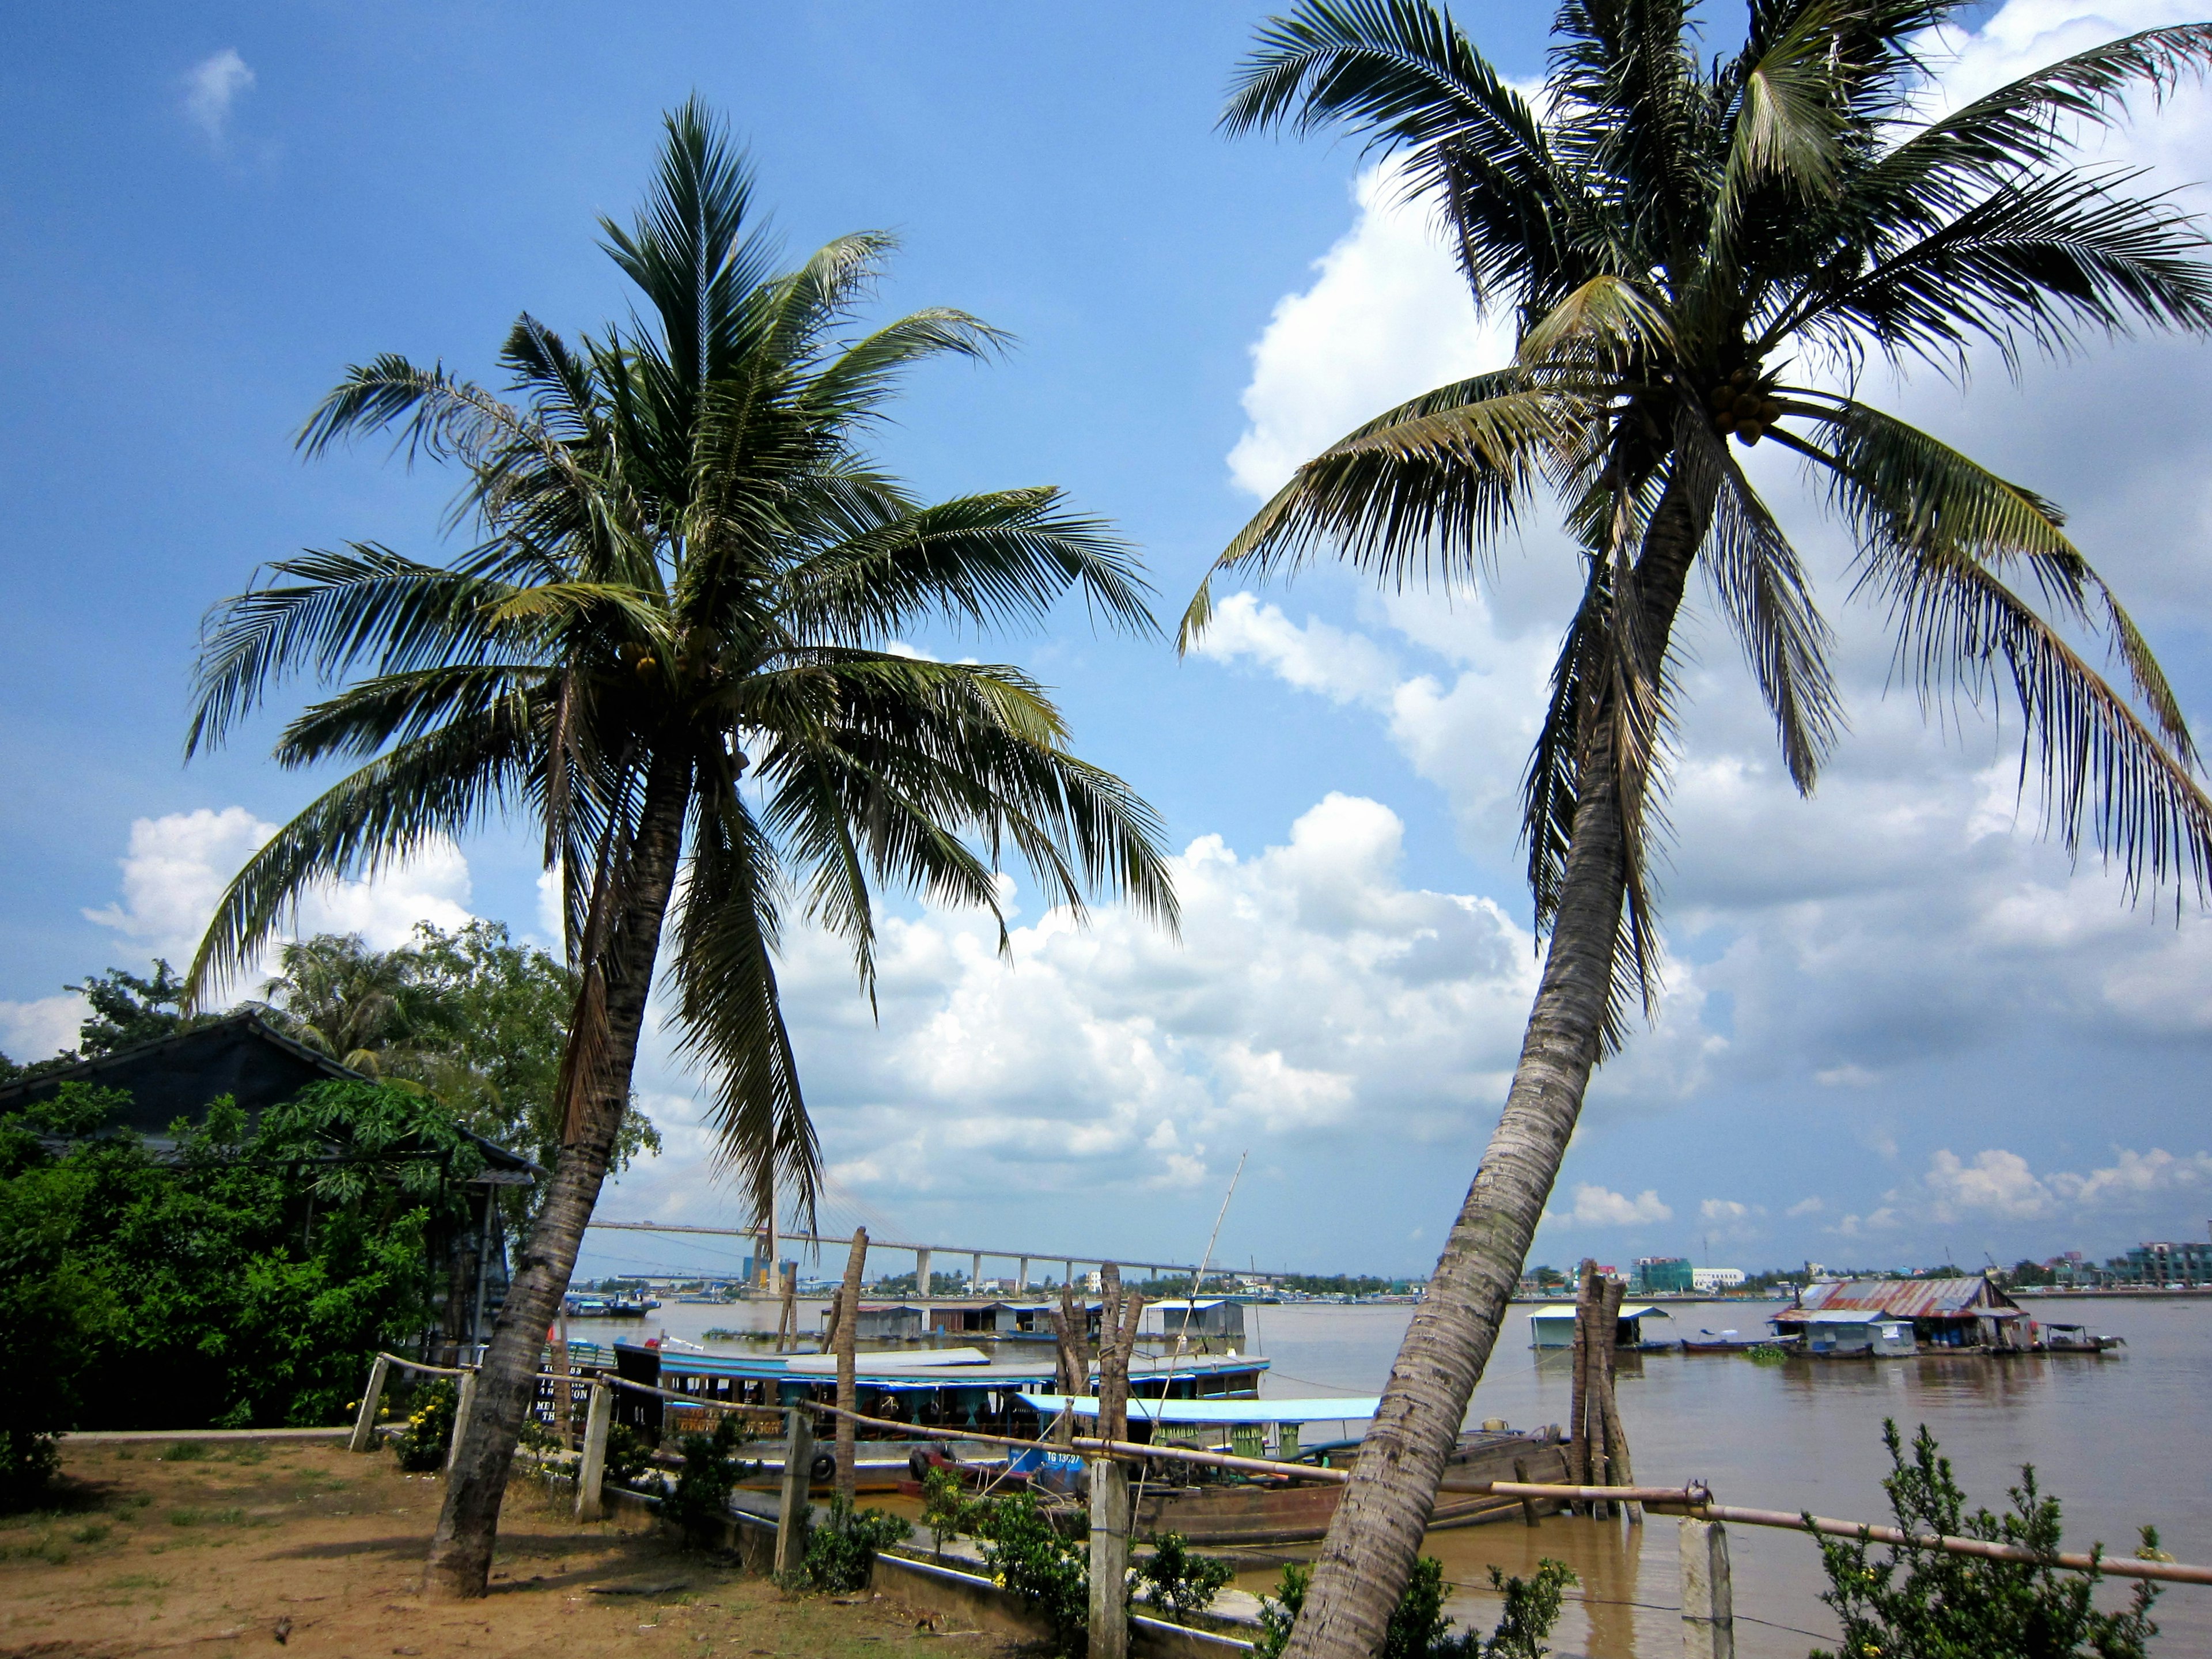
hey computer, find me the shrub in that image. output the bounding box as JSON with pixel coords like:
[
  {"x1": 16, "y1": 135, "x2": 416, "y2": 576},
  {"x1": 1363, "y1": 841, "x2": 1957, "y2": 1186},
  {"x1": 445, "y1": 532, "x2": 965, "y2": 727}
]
[
  {"x1": 1811, "y1": 1421, "x2": 2161, "y2": 1659},
  {"x1": 1135, "y1": 1532, "x2": 1234, "y2": 1626},
  {"x1": 603, "y1": 1422, "x2": 650, "y2": 1489},
  {"x1": 800, "y1": 1495, "x2": 912, "y2": 1593},
  {"x1": 0, "y1": 1431, "x2": 60, "y2": 1513},
  {"x1": 922, "y1": 1466, "x2": 972, "y2": 1559},
  {"x1": 1255, "y1": 1556, "x2": 1573, "y2": 1659},
  {"x1": 669, "y1": 1413, "x2": 747, "y2": 1548},
  {"x1": 1476, "y1": 1559, "x2": 1576, "y2": 1659},
  {"x1": 391, "y1": 1381, "x2": 456, "y2": 1472},
  {"x1": 976, "y1": 1490, "x2": 1088, "y2": 1653}
]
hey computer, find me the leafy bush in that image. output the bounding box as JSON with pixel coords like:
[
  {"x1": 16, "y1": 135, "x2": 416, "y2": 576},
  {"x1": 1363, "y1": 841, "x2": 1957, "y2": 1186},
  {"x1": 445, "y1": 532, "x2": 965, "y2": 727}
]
[
  {"x1": 975, "y1": 1491, "x2": 1089, "y2": 1653},
  {"x1": 1476, "y1": 1560, "x2": 1576, "y2": 1659},
  {"x1": 800, "y1": 1495, "x2": 912, "y2": 1592},
  {"x1": 516, "y1": 1415, "x2": 562, "y2": 1455},
  {"x1": 1135, "y1": 1532, "x2": 1234, "y2": 1625},
  {"x1": 1812, "y1": 1421, "x2": 2161, "y2": 1659},
  {"x1": 922, "y1": 1465, "x2": 973, "y2": 1559},
  {"x1": 603, "y1": 1422, "x2": 650, "y2": 1489},
  {"x1": 1255, "y1": 1556, "x2": 1573, "y2": 1659},
  {"x1": 670, "y1": 1413, "x2": 749, "y2": 1548},
  {"x1": 392, "y1": 1381, "x2": 456, "y2": 1472},
  {"x1": 0, "y1": 1430, "x2": 59, "y2": 1513}
]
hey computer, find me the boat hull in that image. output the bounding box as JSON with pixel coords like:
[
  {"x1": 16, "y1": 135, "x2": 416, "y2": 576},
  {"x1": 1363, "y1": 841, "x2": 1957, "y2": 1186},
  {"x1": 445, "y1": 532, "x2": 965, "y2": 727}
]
[{"x1": 1130, "y1": 1433, "x2": 1569, "y2": 1547}]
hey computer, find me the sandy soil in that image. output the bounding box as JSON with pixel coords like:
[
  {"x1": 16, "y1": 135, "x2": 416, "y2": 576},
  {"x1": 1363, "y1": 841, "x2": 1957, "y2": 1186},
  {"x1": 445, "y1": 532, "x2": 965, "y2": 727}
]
[{"x1": 1, "y1": 1440, "x2": 1025, "y2": 1659}]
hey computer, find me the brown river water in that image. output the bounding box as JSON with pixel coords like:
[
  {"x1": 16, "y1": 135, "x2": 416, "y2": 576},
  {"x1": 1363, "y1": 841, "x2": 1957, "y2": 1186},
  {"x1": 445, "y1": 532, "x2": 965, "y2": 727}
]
[{"x1": 585, "y1": 1293, "x2": 2211, "y2": 1658}]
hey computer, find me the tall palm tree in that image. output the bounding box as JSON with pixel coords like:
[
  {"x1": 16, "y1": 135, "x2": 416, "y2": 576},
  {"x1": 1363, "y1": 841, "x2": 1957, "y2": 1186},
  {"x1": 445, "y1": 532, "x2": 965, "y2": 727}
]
[
  {"x1": 1187, "y1": 5, "x2": 2212, "y2": 1651},
  {"x1": 185, "y1": 101, "x2": 1176, "y2": 1597}
]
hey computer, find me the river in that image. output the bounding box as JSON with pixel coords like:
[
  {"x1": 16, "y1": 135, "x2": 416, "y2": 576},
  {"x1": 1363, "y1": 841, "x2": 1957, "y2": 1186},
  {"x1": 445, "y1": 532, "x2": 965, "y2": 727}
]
[{"x1": 578, "y1": 1293, "x2": 2211, "y2": 1657}]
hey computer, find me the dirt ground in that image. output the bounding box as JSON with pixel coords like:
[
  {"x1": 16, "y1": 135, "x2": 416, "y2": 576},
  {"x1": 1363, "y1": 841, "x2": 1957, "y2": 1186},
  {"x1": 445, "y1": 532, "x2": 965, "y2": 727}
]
[{"x1": 1, "y1": 1440, "x2": 1026, "y2": 1659}]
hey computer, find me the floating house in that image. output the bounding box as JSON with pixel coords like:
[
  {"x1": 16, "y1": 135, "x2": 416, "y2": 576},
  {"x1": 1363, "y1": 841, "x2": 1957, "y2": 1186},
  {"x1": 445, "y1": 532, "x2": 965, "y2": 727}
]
[
  {"x1": 1771, "y1": 1277, "x2": 2028, "y2": 1350},
  {"x1": 1797, "y1": 1309, "x2": 1918, "y2": 1357},
  {"x1": 1145, "y1": 1298, "x2": 1248, "y2": 1347},
  {"x1": 1527, "y1": 1302, "x2": 1673, "y2": 1349}
]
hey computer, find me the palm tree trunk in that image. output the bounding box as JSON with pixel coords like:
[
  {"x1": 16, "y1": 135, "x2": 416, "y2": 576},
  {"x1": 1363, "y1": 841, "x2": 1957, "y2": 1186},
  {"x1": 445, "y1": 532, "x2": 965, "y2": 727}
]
[
  {"x1": 424, "y1": 752, "x2": 692, "y2": 1600},
  {"x1": 1278, "y1": 478, "x2": 1710, "y2": 1659}
]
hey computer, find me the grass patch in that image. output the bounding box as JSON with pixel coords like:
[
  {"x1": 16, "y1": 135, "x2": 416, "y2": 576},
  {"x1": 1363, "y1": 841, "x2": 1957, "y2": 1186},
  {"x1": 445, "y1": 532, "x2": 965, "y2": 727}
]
[
  {"x1": 103, "y1": 1573, "x2": 173, "y2": 1590},
  {"x1": 218, "y1": 1445, "x2": 268, "y2": 1465},
  {"x1": 163, "y1": 1443, "x2": 213, "y2": 1463},
  {"x1": 166, "y1": 1507, "x2": 244, "y2": 1528},
  {"x1": 70, "y1": 1522, "x2": 113, "y2": 1545}
]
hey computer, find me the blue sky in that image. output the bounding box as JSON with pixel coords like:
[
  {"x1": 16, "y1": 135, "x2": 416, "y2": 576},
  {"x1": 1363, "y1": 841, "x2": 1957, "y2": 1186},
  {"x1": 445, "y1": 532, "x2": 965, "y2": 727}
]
[{"x1": 5, "y1": 2, "x2": 2211, "y2": 1281}]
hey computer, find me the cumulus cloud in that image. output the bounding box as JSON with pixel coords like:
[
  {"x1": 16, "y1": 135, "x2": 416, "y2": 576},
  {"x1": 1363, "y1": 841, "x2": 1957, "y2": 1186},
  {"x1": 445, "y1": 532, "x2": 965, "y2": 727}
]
[
  {"x1": 1567, "y1": 1184, "x2": 1673, "y2": 1226},
  {"x1": 82, "y1": 806, "x2": 474, "y2": 990},
  {"x1": 183, "y1": 49, "x2": 254, "y2": 143},
  {"x1": 0, "y1": 995, "x2": 86, "y2": 1066},
  {"x1": 1227, "y1": 158, "x2": 1512, "y2": 498},
  {"x1": 1700, "y1": 1199, "x2": 1754, "y2": 1222},
  {"x1": 1925, "y1": 1144, "x2": 2212, "y2": 1222}
]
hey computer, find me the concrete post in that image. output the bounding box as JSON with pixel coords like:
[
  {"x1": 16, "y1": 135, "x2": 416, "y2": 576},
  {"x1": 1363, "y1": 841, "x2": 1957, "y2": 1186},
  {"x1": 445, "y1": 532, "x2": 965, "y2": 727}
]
[
  {"x1": 446, "y1": 1368, "x2": 477, "y2": 1475},
  {"x1": 1680, "y1": 1517, "x2": 1734, "y2": 1659},
  {"x1": 775, "y1": 1407, "x2": 815, "y2": 1580},
  {"x1": 575, "y1": 1381, "x2": 613, "y2": 1522},
  {"x1": 1087, "y1": 1459, "x2": 1131, "y2": 1659},
  {"x1": 972, "y1": 1251, "x2": 983, "y2": 1293},
  {"x1": 1018, "y1": 1256, "x2": 1030, "y2": 1294},
  {"x1": 916, "y1": 1247, "x2": 933, "y2": 1307},
  {"x1": 349, "y1": 1354, "x2": 389, "y2": 1453}
]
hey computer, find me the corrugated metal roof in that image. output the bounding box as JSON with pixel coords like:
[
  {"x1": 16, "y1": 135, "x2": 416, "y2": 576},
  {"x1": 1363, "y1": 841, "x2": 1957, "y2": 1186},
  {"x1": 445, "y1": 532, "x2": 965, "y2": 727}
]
[
  {"x1": 1779, "y1": 1278, "x2": 2019, "y2": 1320},
  {"x1": 1528, "y1": 1304, "x2": 1672, "y2": 1320}
]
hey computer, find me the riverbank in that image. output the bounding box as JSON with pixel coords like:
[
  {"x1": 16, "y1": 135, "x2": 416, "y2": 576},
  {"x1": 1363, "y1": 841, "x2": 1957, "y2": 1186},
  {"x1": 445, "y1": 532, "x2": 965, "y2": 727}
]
[{"x1": 0, "y1": 1440, "x2": 1025, "y2": 1659}]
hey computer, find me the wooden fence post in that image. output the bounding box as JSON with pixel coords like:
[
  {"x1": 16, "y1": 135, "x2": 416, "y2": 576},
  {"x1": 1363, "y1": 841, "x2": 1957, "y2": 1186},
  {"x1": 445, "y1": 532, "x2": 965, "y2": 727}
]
[
  {"x1": 1087, "y1": 1458, "x2": 1131, "y2": 1659},
  {"x1": 835, "y1": 1228, "x2": 869, "y2": 1506},
  {"x1": 446, "y1": 1368, "x2": 477, "y2": 1475},
  {"x1": 1679, "y1": 1517, "x2": 1734, "y2": 1659},
  {"x1": 349, "y1": 1354, "x2": 389, "y2": 1453},
  {"x1": 575, "y1": 1381, "x2": 613, "y2": 1522},
  {"x1": 774, "y1": 1406, "x2": 815, "y2": 1579}
]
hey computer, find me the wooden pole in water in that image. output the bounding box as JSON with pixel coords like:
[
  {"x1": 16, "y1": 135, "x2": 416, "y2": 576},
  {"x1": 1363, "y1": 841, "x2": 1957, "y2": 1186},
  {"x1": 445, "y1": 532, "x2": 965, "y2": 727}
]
[
  {"x1": 834, "y1": 1228, "x2": 868, "y2": 1507},
  {"x1": 1052, "y1": 1283, "x2": 1084, "y2": 1448},
  {"x1": 1512, "y1": 1457, "x2": 1541, "y2": 1528},
  {"x1": 1567, "y1": 1260, "x2": 1597, "y2": 1500},
  {"x1": 575, "y1": 1381, "x2": 612, "y2": 1522},
  {"x1": 1596, "y1": 1274, "x2": 1634, "y2": 1521},
  {"x1": 775, "y1": 1406, "x2": 815, "y2": 1579},
  {"x1": 349, "y1": 1354, "x2": 389, "y2": 1453},
  {"x1": 1581, "y1": 1275, "x2": 1611, "y2": 1516}
]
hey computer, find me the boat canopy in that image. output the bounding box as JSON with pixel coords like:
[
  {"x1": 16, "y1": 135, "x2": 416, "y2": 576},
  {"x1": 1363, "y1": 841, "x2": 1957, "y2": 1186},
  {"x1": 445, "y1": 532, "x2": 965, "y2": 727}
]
[
  {"x1": 1018, "y1": 1392, "x2": 1380, "y2": 1425},
  {"x1": 783, "y1": 1347, "x2": 993, "y2": 1373},
  {"x1": 1527, "y1": 1304, "x2": 1671, "y2": 1321}
]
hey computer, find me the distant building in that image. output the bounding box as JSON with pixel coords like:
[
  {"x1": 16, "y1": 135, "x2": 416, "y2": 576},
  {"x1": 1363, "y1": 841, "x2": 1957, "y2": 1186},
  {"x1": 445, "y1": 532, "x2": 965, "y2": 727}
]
[
  {"x1": 1773, "y1": 1277, "x2": 2028, "y2": 1350},
  {"x1": 1691, "y1": 1267, "x2": 1746, "y2": 1293},
  {"x1": 1633, "y1": 1256, "x2": 1695, "y2": 1294},
  {"x1": 1082, "y1": 1269, "x2": 1105, "y2": 1293},
  {"x1": 2105, "y1": 1237, "x2": 2212, "y2": 1286}
]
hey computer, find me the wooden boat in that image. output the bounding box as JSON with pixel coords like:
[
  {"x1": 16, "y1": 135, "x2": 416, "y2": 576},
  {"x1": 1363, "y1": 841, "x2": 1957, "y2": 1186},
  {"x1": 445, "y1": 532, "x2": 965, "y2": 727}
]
[
  {"x1": 1130, "y1": 1429, "x2": 1571, "y2": 1546},
  {"x1": 1679, "y1": 1328, "x2": 1798, "y2": 1355},
  {"x1": 2038, "y1": 1322, "x2": 2124, "y2": 1353}
]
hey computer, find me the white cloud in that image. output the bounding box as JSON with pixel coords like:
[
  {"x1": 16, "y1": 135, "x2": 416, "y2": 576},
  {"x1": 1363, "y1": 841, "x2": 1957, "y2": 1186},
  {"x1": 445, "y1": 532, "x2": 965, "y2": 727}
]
[
  {"x1": 1786, "y1": 1197, "x2": 1826, "y2": 1218},
  {"x1": 81, "y1": 806, "x2": 475, "y2": 994},
  {"x1": 1924, "y1": 1143, "x2": 2212, "y2": 1222},
  {"x1": 1191, "y1": 593, "x2": 1402, "y2": 707},
  {"x1": 608, "y1": 792, "x2": 1544, "y2": 1227},
  {"x1": 183, "y1": 49, "x2": 254, "y2": 143},
  {"x1": 1568, "y1": 1184, "x2": 1673, "y2": 1226},
  {"x1": 0, "y1": 994, "x2": 86, "y2": 1066},
  {"x1": 1700, "y1": 1198, "x2": 1753, "y2": 1222},
  {"x1": 1228, "y1": 158, "x2": 1511, "y2": 498}
]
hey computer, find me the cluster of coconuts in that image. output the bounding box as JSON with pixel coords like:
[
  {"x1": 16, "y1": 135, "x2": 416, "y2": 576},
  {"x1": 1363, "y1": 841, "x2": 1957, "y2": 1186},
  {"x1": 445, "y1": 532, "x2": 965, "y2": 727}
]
[{"x1": 1709, "y1": 366, "x2": 1782, "y2": 446}]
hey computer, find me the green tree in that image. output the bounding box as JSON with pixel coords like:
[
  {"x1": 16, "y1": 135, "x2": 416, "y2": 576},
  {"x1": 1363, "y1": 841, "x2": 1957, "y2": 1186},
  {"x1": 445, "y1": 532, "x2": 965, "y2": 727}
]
[
  {"x1": 70, "y1": 960, "x2": 214, "y2": 1058},
  {"x1": 183, "y1": 102, "x2": 1174, "y2": 1598},
  {"x1": 1812, "y1": 1422, "x2": 2160, "y2": 1659},
  {"x1": 1189, "y1": 5, "x2": 2212, "y2": 1650},
  {"x1": 252, "y1": 933, "x2": 424, "y2": 1071}
]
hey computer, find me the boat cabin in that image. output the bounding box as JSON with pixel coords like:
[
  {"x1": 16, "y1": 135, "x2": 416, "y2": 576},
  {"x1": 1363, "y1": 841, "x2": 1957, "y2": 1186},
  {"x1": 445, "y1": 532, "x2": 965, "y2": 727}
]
[
  {"x1": 1145, "y1": 1298, "x2": 1247, "y2": 1347},
  {"x1": 1016, "y1": 1390, "x2": 1376, "y2": 1461},
  {"x1": 1527, "y1": 1303, "x2": 1673, "y2": 1349}
]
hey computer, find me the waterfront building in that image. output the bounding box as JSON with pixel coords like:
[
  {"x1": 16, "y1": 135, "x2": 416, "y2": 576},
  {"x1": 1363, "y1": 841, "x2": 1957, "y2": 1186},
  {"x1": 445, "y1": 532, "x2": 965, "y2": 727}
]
[
  {"x1": 2104, "y1": 1237, "x2": 2212, "y2": 1286},
  {"x1": 1633, "y1": 1256, "x2": 1695, "y2": 1294},
  {"x1": 1691, "y1": 1266, "x2": 1747, "y2": 1293},
  {"x1": 1773, "y1": 1275, "x2": 2028, "y2": 1349}
]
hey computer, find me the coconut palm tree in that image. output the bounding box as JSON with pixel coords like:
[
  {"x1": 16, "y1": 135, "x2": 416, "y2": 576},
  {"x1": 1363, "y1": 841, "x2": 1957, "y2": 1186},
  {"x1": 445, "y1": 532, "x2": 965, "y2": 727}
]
[
  {"x1": 185, "y1": 101, "x2": 1176, "y2": 1597},
  {"x1": 251, "y1": 933, "x2": 423, "y2": 1072},
  {"x1": 1186, "y1": 5, "x2": 2212, "y2": 1651}
]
